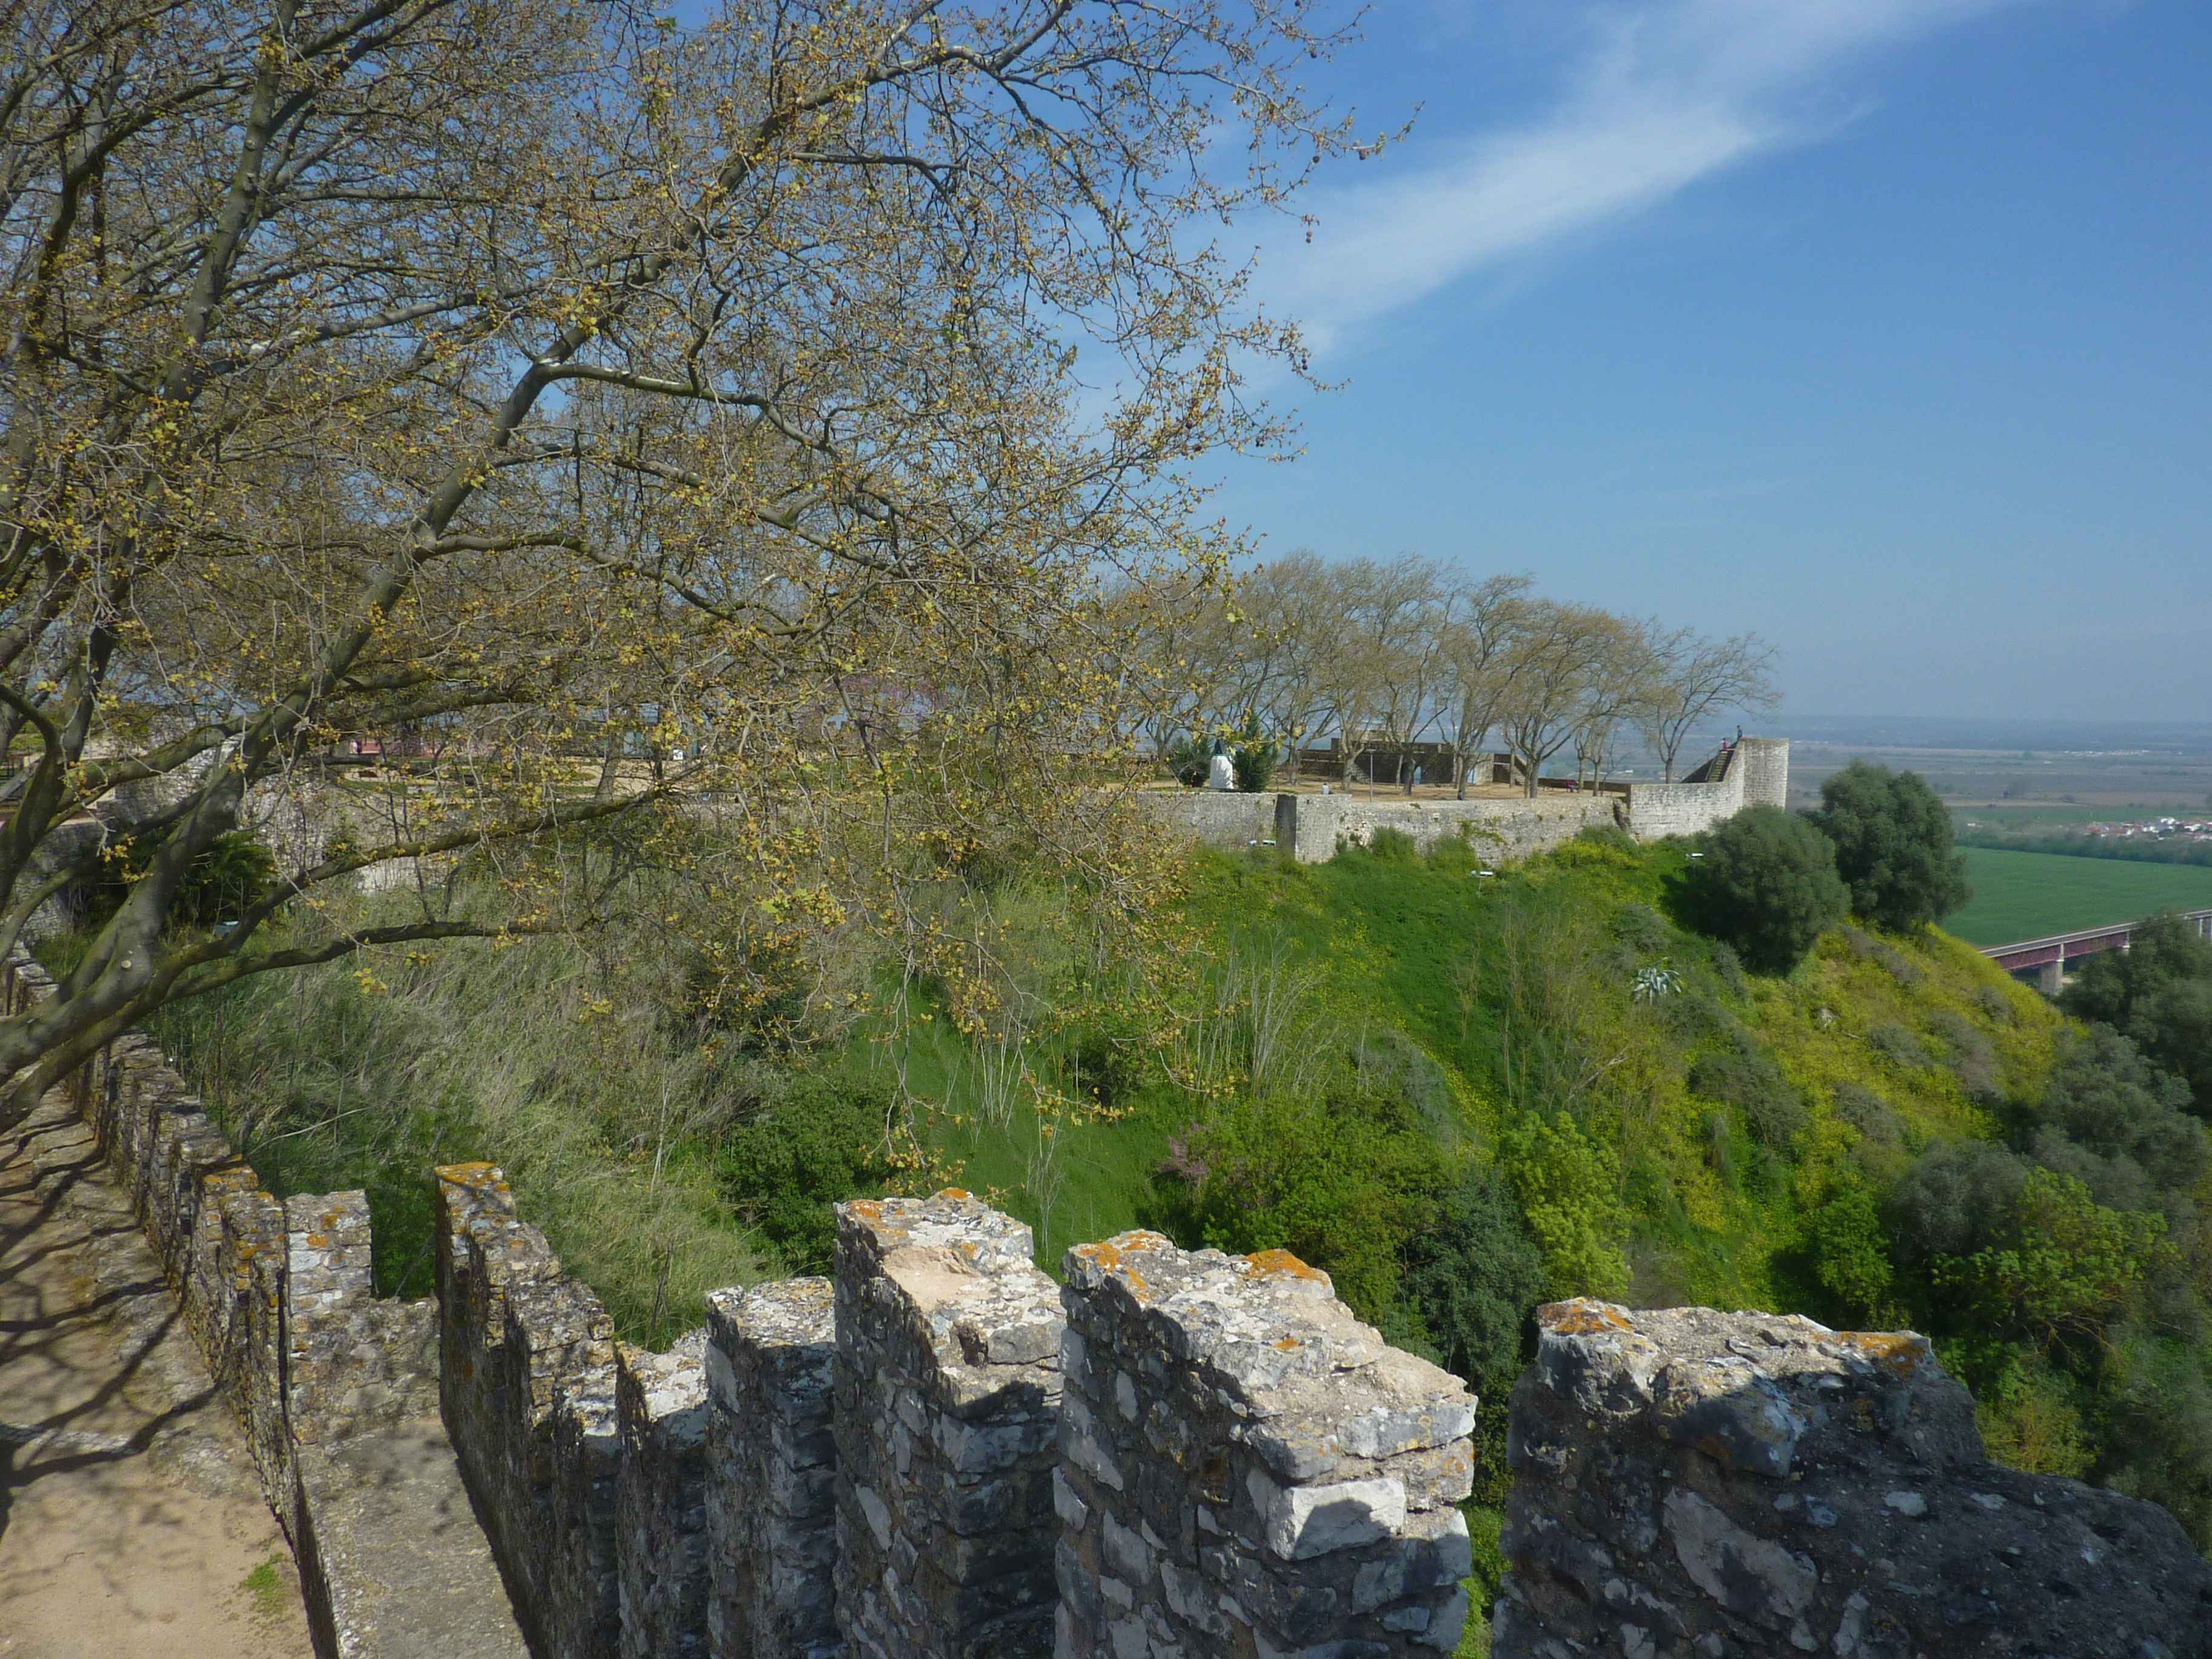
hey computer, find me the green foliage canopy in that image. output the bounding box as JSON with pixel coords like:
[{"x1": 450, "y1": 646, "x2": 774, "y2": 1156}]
[
  {"x1": 2061, "y1": 911, "x2": 2212, "y2": 1112},
  {"x1": 1680, "y1": 805, "x2": 1849, "y2": 973},
  {"x1": 1811, "y1": 761, "x2": 1972, "y2": 932},
  {"x1": 719, "y1": 1072, "x2": 904, "y2": 1272}
]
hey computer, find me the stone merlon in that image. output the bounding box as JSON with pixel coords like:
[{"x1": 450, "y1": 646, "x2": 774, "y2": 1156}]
[{"x1": 1494, "y1": 1299, "x2": 2212, "y2": 1659}]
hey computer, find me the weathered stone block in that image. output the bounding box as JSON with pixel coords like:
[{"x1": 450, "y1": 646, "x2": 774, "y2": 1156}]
[
  {"x1": 835, "y1": 1193, "x2": 1064, "y2": 1659},
  {"x1": 1493, "y1": 1301, "x2": 2212, "y2": 1658},
  {"x1": 1056, "y1": 1230, "x2": 1475, "y2": 1659}
]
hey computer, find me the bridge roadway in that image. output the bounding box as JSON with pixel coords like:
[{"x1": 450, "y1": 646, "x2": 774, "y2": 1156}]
[{"x1": 1980, "y1": 906, "x2": 2212, "y2": 993}]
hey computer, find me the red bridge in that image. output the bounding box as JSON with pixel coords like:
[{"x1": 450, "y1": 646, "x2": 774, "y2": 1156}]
[{"x1": 1980, "y1": 907, "x2": 2212, "y2": 993}]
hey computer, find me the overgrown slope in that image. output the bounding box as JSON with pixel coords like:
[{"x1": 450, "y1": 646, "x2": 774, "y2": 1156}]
[{"x1": 117, "y1": 825, "x2": 2212, "y2": 1649}]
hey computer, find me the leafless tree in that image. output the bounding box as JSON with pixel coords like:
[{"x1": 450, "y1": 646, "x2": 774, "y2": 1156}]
[
  {"x1": 1436, "y1": 573, "x2": 1533, "y2": 797},
  {"x1": 1641, "y1": 628, "x2": 1781, "y2": 781}
]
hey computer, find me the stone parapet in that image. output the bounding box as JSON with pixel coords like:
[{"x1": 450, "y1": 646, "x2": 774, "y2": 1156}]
[
  {"x1": 834, "y1": 1193, "x2": 1066, "y2": 1659},
  {"x1": 1493, "y1": 1300, "x2": 2212, "y2": 1658},
  {"x1": 1057, "y1": 1232, "x2": 1475, "y2": 1658},
  {"x1": 617, "y1": 1333, "x2": 711, "y2": 1659},
  {"x1": 433, "y1": 1161, "x2": 620, "y2": 1659},
  {"x1": 703, "y1": 1278, "x2": 841, "y2": 1659}
]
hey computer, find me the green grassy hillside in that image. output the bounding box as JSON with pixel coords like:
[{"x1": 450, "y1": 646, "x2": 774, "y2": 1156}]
[{"x1": 119, "y1": 825, "x2": 2212, "y2": 1649}]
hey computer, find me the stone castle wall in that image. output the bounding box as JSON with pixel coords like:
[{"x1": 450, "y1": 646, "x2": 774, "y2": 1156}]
[
  {"x1": 1492, "y1": 1300, "x2": 2212, "y2": 1659},
  {"x1": 1135, "y1": 739, "x2": 1789, "y2": 866},
  {"x1": 27, "y1": 917, "x2": 2212, "y2": 1659},
  {"x1": 1057, "y1": 1231, "x2": 1474, "y2": 1658},
  {"x1": 432, "y1": 1178, "x2": 1476, "y2": 1659}
]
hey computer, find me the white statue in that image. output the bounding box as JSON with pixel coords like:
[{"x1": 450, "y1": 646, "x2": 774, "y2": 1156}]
[{"x1": 1207, "y1": 752, "x2": 1236, "y2": 791}]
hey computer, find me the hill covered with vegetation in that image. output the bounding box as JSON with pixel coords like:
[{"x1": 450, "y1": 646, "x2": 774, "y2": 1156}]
[{"x1": 117, "y1": 806, "x2": 2212, "y2": 1647}]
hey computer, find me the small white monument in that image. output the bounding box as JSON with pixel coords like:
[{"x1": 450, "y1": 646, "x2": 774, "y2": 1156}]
[{"x1": 1206, "y1": 752, "x2": 1236, "y2": 791}]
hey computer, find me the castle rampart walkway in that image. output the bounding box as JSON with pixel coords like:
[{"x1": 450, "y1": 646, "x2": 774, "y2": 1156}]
[{"x1": 0, "y1": 1088, "x2": 313, "y2": 1659}]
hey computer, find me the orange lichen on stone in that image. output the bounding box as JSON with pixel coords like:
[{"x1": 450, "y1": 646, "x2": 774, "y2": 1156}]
[
  {"x1": 1541, "y1": 1301, "x2": 1636, "y2": 1337},
  {"x1": 1071, "y1": 1238, "x2": 1154, "y2": 1298},
  {"x1": 846, "y1": 1199, "x2": 885, "y2": 1222},
  {"x1": 1834, "y1": 1331, "x2": 1928, "y2": 1379},
  {"x1": 936, "y1": 1188, "x2": 973, "y2": 1201},
  {"x1": 1244, "y1": 1248, "x2": 1328, "y2": 1283}
]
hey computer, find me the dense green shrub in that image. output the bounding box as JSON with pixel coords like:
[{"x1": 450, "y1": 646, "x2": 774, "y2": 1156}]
[
  {"x1": 1887, "y1": 1139, "x2": 2028, "y2": 1273},
  {"x1": 1928, "y1": 1010, "x2": 2000, "y2": 1101},
  {"x1": 85, "y1": 829, "x2": 276, "y2": 928},
  {"x1": 1501, "y1": 1113, "x2": 1631, "y2": 1300},
  {"x1": 2062, "y1": 911, "x2": 2212, "y2": 1112},
  {"x1": 1689, "y1": 1039, "x2": 1806, "y2": 1149},
  {"x1": 1153, "y1": 1079, "x2": 1448, "y2": 1330},
  {"x1": 1831, "y1": 1082, "x2": 1902, "y2": 1147},
  {"x1": 1705, "y1": 940, "x2": 1749, "y2": 1002},
  {"x1": 719, "y1": 1070, "x2": 905, "y2": 1272},
  {"x1": 2023, "y1": 1025, "x2": 2207, "y2": 1199},
  {"x1": 1809, "y1": 761, "x2": 1971, "y2": 932},
  {"x1": 1934, "y1": 1168, "x2": 2168, "y2": 1350},
  {"x1": 2101, "y1": 1339, "x2": 2212, "y2": 1550},
  {"x1": 1809, "y1": 1182, "x2": 1894, "y2": 1319},
  {"x1": 1864, "y1": 1021, "x2": 1933, "y2": 1071},
  {"x1": 1400, "y1": 1165, "x2": 1547, "y2": 1395},
  {"x1": 1679, "y1": 805, "x2": 1848, "y2": 973},
  {"x1": 1364, "y1": 826, "x2": 1419, "y2": 862}
]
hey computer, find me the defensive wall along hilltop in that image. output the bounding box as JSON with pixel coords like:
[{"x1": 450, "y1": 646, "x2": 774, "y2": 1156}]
[
  {"x1": 14, "y1": 903, "x2": 2212, "y2": 1659},
  {"x1": 1137, "y1": 739, "x2": 1789, "y2": 863}
]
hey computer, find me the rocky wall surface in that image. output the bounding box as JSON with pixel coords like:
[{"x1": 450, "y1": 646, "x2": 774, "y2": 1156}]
[
  {"x1": 1283, "y1": 792, "x2": 1622, "y2": 865},
  {"x1": 1735, "y1": 736, "x2": 1789, "y2": 810},
  {"x1": 834, "y1": 1193, "x2": 1067, "y2": 1659},
  {"x1": 434, "y1": 1161, "x2": 622, "y2": 1659},
  {"x1": 703, "y1": 1278, "x2": 841, "y2": 1659},
  {"x1": 1131, "y1": 788, "x2": 1280, "y2": 851},
  {"x1": 617, "y1": 1334, "x2": 711, "y2": 1659},
  {"x1": 1493, "y1": 1300, "x2": 2212, "y2": 1659},
  {"x1": 1057, "y1": 1232, "x2": 1475, "y2": 1659}
]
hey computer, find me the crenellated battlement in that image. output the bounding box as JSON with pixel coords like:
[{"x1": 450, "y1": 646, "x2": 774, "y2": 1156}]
[{"x1": 15, "y1": 942, "x2": 2211, "y2": 1659}]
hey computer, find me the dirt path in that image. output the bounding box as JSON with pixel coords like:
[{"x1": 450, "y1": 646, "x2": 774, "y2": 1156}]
[{"x1": 0, "y1": 1091, "x2": 314, "y2": 1659}]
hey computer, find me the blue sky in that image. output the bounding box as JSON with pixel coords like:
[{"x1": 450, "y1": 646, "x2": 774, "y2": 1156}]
[{"x1": 1201, "y1": 0, "x2": 2212, "y2": 721}]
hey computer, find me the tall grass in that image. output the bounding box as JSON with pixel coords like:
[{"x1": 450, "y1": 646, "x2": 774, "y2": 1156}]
[{"x1": 149, "y1": 904, "x2": 771, "y2": 1342}]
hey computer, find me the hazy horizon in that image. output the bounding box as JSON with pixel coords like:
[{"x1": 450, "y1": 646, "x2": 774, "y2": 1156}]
[{"x1": 1194, "y1": 1, "x2": 2212, "y2": 722}]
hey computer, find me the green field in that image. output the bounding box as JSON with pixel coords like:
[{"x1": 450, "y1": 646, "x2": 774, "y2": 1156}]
[{"x1": 1943, "y1": 846, "x2": 2212, "y2": 945}]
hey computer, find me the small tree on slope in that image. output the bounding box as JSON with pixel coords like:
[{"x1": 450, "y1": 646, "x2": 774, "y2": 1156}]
[
  {"x1": 1682, "y1": 805, "x2": 1849, "y2": 974},
  {"x1": 1809, "y1": 762, "x2": 1972, "y2": 933}
]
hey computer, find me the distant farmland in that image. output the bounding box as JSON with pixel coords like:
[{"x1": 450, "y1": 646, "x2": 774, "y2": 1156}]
[{"x1": 1942, "y1": 846, "x2": 2212, "y2": 946}]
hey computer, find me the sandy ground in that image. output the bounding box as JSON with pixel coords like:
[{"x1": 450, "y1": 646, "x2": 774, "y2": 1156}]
[{"x1": 0, "y1": 1091, "x2": 313, "y2": 1659}]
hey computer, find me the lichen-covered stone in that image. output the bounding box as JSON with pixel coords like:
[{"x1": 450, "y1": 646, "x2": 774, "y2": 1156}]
[
  {"x1": 1056, "y1": 1230, "x2": 1475, "y2": 1659},
  {"x1": 703, "y1": 1277, "x2": 841, "y2": 1659},
  {"x1": 834, "y1": 1193, "x2": 1064, "y2": 1659},
  {"x1": 1493, "y1": 1300, "x2": 2212, "y2": 1658},
  {"x1": 434, "y1": 1162, "x2": 620, "y2": 1659},
  {"x1": 618, "y1": 1333, "x2": 710, "y2": 1659}
]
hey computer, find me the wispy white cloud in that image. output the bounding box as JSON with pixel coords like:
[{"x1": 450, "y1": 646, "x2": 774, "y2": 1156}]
[{"x1": 1264, "y1": 0, "x2": 2040, "y2": 352}]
